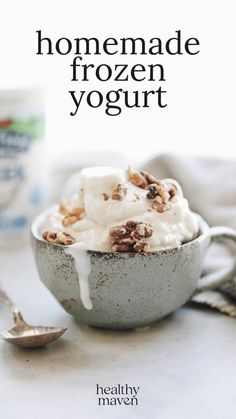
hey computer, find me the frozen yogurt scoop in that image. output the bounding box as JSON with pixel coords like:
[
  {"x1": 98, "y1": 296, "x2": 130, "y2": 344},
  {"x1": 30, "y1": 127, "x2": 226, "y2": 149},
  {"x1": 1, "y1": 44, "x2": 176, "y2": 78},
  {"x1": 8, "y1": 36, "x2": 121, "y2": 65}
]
[{"x1": 41, "y1": 166, "x2": 199, "y2": 252}]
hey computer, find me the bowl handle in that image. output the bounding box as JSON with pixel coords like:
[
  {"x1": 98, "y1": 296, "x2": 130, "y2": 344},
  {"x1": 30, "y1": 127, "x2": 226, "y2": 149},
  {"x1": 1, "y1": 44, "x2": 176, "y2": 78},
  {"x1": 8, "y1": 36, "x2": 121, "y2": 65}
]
[{"x1": 197, "y1": 226, "x2": 236, "y2": 291}]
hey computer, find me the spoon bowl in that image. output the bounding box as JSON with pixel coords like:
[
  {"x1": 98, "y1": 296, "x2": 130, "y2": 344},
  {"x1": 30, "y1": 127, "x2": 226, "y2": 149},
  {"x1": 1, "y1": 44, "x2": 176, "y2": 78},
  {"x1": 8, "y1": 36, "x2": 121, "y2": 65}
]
[
  {"x1": 0, "y1": 325, "x2": 67, "y2": 348},
  {"x1": 0, "y1": 290, "x2": 67, "y2": 348}
]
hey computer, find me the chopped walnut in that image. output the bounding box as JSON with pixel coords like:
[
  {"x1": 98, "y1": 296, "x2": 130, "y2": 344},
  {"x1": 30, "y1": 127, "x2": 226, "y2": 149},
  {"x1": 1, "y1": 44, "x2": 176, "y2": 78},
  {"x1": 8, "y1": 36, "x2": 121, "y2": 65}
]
[
  {"x1": 151, "y1": 200, "x2": 170, "y2": 213},
  {"x1": 132, "y1": 222, "x2": 153, "y2": 240},
  {"x1": 127, "y1": 167, "x2": 178, "y2": 214},
  {"x1": 103, "y1": 192, "x2": 110, "y2": 201},
  {"x1": 69, "y1": 207, "x2": 85, "y2": 217},
  {"x1": 146, "y1": 181, "x2": 171, "y2": 214},
  {"x1": 42, "y1": 231, "x2": 75, "y2": 245},
  {"x1": 140, "y1": 171, "x2": 162, "y2": 186},
  {"x1": 62, "y1": 210, "x2": 84, "y2": 226},
  {"x1": 62, "y1": 215, "x2": 80, "y2": 227},
  {"x1": 146, "y1": 184, "x2": 160, "y2": 200},
  {"x1": 59, "y1": 202, "x2": 84, "y2": 226},
  {"x1": 147, "y1": 183, "x2": 170, "y2": 204},
  {"x1": 134, "y1": 240, "x2": 150, "y2": 253},
  {"x1": 111, "y1": 243, "x2": 134, "y2": 252},
  {"x1": 127, "y1": 168, "x2": 149, "y2": 188},
  {"x1": 128, "y1": 167, "x2": 163, "y2": 191},
  {"x1": 166, "y1": 183, "x2": 177, "y2": 200},
  {"x1": 109, "y1": 221, "x2": 153, "y2": 253},
  {"x1": 125, "y1": 171, "x2": 177, "y2": 214},
  {"x1": 109, "y1": 224, "x2": 136, "y2": 245},
  {"x1": 110, "y1": 225, "x2": 128, "y2": 238},
  {"x1": 111, "y1": 183, "x2": 127, "y2": 201}
]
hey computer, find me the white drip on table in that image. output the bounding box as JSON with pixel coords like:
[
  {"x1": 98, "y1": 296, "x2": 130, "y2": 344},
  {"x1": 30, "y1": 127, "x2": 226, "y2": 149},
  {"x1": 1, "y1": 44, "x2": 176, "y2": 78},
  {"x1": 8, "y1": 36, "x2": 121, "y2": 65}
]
[{"x1": 65, "y1": 243, "x2": 93, "y2": 310}]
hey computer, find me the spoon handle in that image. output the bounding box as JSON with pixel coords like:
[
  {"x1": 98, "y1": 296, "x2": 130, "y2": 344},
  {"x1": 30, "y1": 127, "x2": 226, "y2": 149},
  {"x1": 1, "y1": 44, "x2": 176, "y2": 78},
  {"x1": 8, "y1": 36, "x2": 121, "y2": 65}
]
[{"x1": 0, "y1": 290, "x2": 25, "y2": 325}]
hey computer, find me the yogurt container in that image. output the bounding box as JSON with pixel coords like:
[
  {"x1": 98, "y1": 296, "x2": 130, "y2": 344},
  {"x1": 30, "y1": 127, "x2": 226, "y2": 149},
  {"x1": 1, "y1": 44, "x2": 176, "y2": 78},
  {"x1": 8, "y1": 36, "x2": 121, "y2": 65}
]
[{"x1": 0, "y1": 88, "x2": 45, "y2": 246}]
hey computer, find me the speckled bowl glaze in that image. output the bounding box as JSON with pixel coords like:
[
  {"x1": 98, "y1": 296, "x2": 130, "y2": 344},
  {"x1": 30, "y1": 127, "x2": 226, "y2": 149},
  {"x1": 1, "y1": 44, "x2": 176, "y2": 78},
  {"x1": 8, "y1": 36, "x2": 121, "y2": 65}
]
[{"x1": 32, "y1": 213, "x2": 230, "y2": 329}]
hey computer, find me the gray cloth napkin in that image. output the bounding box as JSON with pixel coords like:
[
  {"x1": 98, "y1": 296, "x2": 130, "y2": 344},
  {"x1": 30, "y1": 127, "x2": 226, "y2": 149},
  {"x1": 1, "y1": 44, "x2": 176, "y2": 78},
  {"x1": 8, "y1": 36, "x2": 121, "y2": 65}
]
[{"x1": 141, "y1": 154, "x2": 236, "y2": 317}]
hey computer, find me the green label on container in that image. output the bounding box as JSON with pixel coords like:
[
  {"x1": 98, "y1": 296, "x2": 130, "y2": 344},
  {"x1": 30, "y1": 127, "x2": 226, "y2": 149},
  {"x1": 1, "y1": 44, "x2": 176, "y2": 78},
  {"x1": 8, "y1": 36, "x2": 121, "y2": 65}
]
[{"x1": 0, "y1": 116, "x2": 44, "y2": 140}]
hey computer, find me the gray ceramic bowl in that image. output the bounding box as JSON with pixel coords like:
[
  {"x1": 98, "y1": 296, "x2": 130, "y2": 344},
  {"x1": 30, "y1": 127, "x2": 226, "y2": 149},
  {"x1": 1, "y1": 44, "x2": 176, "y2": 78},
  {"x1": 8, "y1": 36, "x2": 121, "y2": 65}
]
[{"x1": 31, "y1": 215, "x2": 236, "y2": 329}]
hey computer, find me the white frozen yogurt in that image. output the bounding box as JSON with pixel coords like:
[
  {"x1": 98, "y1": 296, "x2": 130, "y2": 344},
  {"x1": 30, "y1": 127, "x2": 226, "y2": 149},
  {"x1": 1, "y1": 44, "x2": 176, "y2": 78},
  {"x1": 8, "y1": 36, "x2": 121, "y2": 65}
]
[{"x1": 41, "y1": 166, "x2": 199, "y2": 252}]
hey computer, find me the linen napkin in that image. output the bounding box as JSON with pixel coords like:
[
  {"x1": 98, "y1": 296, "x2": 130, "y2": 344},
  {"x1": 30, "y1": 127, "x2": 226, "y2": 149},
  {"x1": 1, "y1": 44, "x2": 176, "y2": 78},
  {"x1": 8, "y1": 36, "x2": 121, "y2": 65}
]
[{"x1": 141, "y1": 154, "x2": 236, "y2": 317}]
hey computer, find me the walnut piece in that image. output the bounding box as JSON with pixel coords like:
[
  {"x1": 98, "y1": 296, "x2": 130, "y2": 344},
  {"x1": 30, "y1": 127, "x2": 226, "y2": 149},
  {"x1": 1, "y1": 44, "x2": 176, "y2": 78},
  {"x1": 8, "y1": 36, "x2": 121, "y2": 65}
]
[
  {"x1": 69, "y1": 207, "x2": 85, "y2": 217},
  {"x1": 151, "y1": 200, "x2": 170, "y2": 213},
  {"x1": 109, "y1": 221, "x2": 153, "y2": 253},
  {"x1": 128, "y1": 169, "x2": 177, "y2": 213},
  {"x1": 134, "y1": 240, "x2": 150, "y2": 253},
  {"x1": 62, "y1": 215, "x2": 81, "y2": 227},
  {"x1": 132, "y1": 222, "x2": 153, "y2": 240},
  {"x1": 59, "y1": 201, "x2": 84, "y2": 226},
  {"x1": 111, "y1": 183, "x2": 127, "y2": 201},
  {"x1": 140, "y1": 171, "x2": 162, "y2": 186},
  {"x1": 42, "y1": 231, "x2": 75, "y2": 245},
  {"x1": 128, "y1": 167, "x2": 163, "y2": 188},
  {"x1": 145, "y1": 180, "x2": 172, "y2": 214},
  {"x1": 146, "y1": 183, "x2": 159, "y2": 199},
  {"x1": 111, "y1": 243, "x2": 134, "y2": 252},
  {"x1": 146, "y1": 183, "x2": 170, "y2": 204},
  {"x1": 109, "y1": 224, "x2": 136, "y2": 245},
  {"x1": 127, "y1": 168, "x2": 149, "y2": 188},
  {"x1": 103, "y1": 193, "x2": 110, "y2": 201},
  {"x1": 166, "y1": 183, "x2": 177, "y2": 200}
]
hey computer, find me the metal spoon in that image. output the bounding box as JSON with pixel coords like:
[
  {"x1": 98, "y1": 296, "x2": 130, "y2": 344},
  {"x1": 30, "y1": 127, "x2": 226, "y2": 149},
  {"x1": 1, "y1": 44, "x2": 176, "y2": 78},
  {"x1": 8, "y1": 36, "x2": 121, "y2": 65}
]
[{"x1": 0, "y1": 290, "x2": 67, "y2": 348}]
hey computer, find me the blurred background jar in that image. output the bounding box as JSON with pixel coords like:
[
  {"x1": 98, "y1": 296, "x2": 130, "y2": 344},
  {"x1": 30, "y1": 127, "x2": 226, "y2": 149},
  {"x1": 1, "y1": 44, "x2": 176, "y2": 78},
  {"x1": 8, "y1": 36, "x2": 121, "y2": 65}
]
[{"x1": 0, "y1": 88, "x2": 45, "y2": 247}]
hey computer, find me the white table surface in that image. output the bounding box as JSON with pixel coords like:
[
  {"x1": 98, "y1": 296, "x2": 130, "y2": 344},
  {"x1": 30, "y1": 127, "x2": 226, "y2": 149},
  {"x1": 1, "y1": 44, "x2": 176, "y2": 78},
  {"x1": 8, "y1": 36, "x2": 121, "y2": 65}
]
[{"x1": 0, "y1": 246, "x2": 235, "y2": 419}]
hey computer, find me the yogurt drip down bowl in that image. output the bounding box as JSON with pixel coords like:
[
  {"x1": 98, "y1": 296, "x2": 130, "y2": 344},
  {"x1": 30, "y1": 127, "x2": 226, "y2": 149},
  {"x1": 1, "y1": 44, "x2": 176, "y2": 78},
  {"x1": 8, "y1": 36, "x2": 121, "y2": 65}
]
[{"x1": 31, "y1": 214, "x2": 236, "y2": 329}]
